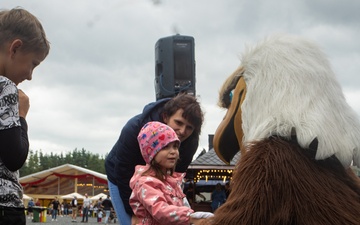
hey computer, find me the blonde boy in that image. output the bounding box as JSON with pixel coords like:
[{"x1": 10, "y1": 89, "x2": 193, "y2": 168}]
[{"x1": 0, "y1": 7, "x2": 50, "y2": 225}]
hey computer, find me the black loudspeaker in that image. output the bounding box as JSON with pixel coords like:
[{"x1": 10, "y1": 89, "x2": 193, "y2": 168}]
[{"x1": 155, "y1": 34, "x2": 195, "y2": 100}]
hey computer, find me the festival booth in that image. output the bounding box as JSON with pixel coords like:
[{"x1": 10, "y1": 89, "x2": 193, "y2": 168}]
[
  {"x1": 185, "y1": 144, "x2": 240, "y2": 212},
  {"x1": 19, "y1": 164, "x2": 108, "y2": 212}
]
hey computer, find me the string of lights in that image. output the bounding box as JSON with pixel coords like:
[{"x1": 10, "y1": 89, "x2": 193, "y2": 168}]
[{"x1": 193, "y1": 169, "x2": 233, "y2": 183}]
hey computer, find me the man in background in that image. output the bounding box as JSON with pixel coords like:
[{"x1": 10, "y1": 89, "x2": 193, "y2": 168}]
[
  {"x1": 101, "y1": 195, "x2": 113, "y2": 225},
  {"x1": 51, "y1": 197, "x2": 60, "y2": 221},
  {"x1": 27, "y1": 199, "x2": 34, "y2": 219},
  {"x1": 81, "y1": 193, "x2": 92, "y2": 223},
  {"x1": 71, "y1": 196, "x2": 78, "y2": 222}
]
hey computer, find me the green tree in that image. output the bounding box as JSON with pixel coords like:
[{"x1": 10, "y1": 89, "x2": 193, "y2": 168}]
[{"x1": 19, "y1": 148, "x2": 106, "y2": 177}]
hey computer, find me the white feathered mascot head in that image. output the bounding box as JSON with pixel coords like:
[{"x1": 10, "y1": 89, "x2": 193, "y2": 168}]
[{"x1": 206, "y1": 34, "x2": 360, "y2": 225}]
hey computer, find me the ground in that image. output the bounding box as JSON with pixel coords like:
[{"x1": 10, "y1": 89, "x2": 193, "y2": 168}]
[{"x1": 26, "y1": 214, "x2": 117, "y2": 224}]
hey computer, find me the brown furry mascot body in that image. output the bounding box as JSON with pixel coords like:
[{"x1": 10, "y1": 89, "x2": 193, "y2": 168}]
[
  {"x1": 207, "y1": 34, "x2": 360, "y2": 225},
  {"x1": 211, "y1": 138, "x2": 360, "y2": 224}
]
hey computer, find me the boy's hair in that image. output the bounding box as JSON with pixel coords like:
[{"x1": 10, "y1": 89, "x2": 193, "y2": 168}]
[
  {"x1": 0, "y1": 7, "x2": 50, "y2": 56},
  {"x1": 161, "y1": 93, "x2": 204, "y2": 138}
]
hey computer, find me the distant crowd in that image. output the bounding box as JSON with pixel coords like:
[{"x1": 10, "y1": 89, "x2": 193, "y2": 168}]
[{"x1": 26, "y1": 194, "x2": 115, "y2": 223}]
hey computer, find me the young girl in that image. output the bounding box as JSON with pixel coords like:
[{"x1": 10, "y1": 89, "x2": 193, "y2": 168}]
[
  {"x1": 97, "y1": 209, "x2": 103, "y2": 223},
  {"x1": 129, "y1": 122, "x2": 212, "y2": 225}
]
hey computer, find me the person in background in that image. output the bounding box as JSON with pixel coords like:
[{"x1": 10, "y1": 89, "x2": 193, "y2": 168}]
[
  {"x1": 211, "y1": 183, "x2": 226, "y2": 212},
  {"x1": 129, "y1": 122, "x2": 212, "y2": 225},
  {"x1": 35, "y1": 198, "x2": 41, "y2": 207},
  {"x1": 81, "y1": 193, "x2": 92, "y2": 223},
  {"x1": 51, "y1": 197, "x2": 60, "y2": 221},
  {"x1": 59, "y1": 202, "x2": 63, "y2": 217},
  {"x1": 109, "y1": 210, "x2": 117, "y2": 224},
  {"x1": 98, "y1": 209, "x2": 103, "y2": 223},
  {"x1": 71, "y1": 196, "x2": 78, "y2": 222},
  {"x1": 63, "y1": 199, "x2": 69, "y2": 217},
  {"x1": 224, "y1": 181, "x2": 231, "y2": 200},
  {"x1": 0, "y1": 7, "x2": 50, "y2": 225},
  {"x1": 101, "y1": 195, "x2": 113, "y2": 225},
  {"x1": 47, "y1": 202, "x2": 52, "y2": 216},
  {"x1": 97, "y1": 197, "x2": 103, "y2": 209},
  {"x1": 89, "y1": 203, "x2": 94, "y2": 218},
  {"x1": 105, "y1": 93, "x2": 204, "y2": 225},
  {"x1": 185, "y1": 182, "x2": 206, "y2": 207},
  {"x1": 27, "y1": 199, "x2": 35, "y2": 219},
  {"x1": 94, "y1": 197, "x2": 102, "y2": 218}
]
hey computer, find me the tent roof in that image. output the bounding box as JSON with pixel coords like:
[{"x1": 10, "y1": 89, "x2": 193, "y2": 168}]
[
  {"x1": 20, "y1": 164, "x2": 107, "y2": 184},
  {"x1": 90, "y1": 193, "x2": 108, "y2": 200},
  {"x1": 188, "y1": 148, "x2": 240, "y2": 169},
  {"x1": 186, "y1": 148, "x2": 240, "y2": 182},
  {"x1": 23, "y1": 194, "x2": 32, "y2": 200},
  {"x1": 19, "y1": 164, "x2": 108, "y2": 196}
]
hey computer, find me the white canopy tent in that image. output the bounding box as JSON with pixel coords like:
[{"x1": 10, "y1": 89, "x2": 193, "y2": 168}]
[
  {"x1": 23, "y1": 194, "x2": 32, "y2": 200},
  {"x1": 61, "y1": 192, "x2": 85, "y2": 199},
  {"x1": 90, "y1": 193, "x2": 107, "y2": 200}
]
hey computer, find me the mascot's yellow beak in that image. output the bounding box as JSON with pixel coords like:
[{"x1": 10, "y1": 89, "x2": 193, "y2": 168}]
[{"x1": 214, "y1": 68, "x2": 247, "y2": 164}]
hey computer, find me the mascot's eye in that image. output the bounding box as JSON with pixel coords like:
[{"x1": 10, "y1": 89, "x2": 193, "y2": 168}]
[
  {"x1": 229, "y1": 90, "x2": 234, "y2": 103},
  {"x1": 221, "y1": 89, "x2": 234, "y2": 109}
]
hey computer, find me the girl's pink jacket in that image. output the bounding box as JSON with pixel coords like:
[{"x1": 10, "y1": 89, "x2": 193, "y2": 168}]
[{"x1": 129, "y1": 165, "x2": 194, "y2": 225}]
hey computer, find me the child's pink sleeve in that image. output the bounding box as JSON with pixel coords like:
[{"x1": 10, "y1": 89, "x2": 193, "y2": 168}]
[{"x1": 132, "y1": 177, "x2": 193, "y2": 225}]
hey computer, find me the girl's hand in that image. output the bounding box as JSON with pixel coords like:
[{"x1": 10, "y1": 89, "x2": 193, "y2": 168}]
[
  {"x1": 190, "y1": 212, "x2": 214, "y2": 219},
  {"x1": 190, "y1": 212, "x2": 214, "y2": 225}
]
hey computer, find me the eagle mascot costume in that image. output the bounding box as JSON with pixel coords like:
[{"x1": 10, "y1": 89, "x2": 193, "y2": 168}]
[{"x1": 205, "y1": 34, "x2": 360, "y2": 225}]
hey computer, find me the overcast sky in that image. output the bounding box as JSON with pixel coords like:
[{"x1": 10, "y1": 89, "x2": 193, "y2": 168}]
[{"x1": 2, "y1": 0, "x2": 360, "y2": 159}]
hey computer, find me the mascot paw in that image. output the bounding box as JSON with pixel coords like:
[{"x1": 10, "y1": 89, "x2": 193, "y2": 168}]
[{"x1": 190, "y1": 211, "x2": 214, "y2": 219}]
